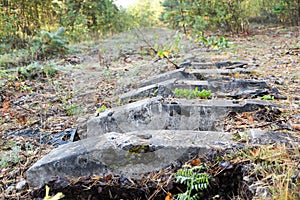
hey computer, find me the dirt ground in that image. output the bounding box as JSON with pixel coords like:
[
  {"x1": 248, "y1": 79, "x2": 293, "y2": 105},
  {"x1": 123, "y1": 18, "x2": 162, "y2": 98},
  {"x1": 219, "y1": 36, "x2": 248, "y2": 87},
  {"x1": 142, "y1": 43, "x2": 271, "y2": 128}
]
[{"x1": 0, "y1": 27, "x2": 299, "y2": 199}]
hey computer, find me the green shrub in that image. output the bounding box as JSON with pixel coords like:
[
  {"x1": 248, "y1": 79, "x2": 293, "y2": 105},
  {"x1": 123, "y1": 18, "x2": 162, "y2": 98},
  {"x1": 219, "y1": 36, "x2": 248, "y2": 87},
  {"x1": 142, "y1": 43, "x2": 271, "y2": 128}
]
[
  {"x1": 30, "y1": 27, "x2": 68, "y2": 59},
  {"x1": 196, "y1": 35, "x2": 229, "y2": 50},
  {"x1": 17, "y1": 62, "x2": 58, "y2": 80}
]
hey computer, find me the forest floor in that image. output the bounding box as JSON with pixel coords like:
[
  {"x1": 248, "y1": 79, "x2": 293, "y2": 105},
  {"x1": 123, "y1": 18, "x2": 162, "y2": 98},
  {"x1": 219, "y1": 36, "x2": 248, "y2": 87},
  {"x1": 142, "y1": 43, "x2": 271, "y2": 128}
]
[{"x1": 0, "y1": 27, "x2": 299, "y2": 199}]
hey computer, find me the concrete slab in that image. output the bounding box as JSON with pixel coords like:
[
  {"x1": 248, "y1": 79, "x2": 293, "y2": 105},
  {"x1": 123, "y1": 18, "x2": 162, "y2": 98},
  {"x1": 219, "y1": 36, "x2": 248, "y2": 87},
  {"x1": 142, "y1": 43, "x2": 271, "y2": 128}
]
[
  {"x1": 120, "y1": 79, "x2": 177, "y2": 102},
  {"x1": 188, "y1": 68, "x2": 255, "y2": 76},
  {"x1": 187, "y1": 61, "x2": 248, "y2": 69},
  {"x1": 137, "y1": 68, "x2": 193, "y2": 87},
  {"x1": 87, "y1": 97, "x2": 274, "y2": 138},
  {"x1": 26, "y1": 130, "x2": 232, "y2": 188},
  {"x1": 120, "y1": 78, "x2": 268, "y2": 103},
  {"x1": 137, "y1": 67, "x2": 256, "y2": 88}
]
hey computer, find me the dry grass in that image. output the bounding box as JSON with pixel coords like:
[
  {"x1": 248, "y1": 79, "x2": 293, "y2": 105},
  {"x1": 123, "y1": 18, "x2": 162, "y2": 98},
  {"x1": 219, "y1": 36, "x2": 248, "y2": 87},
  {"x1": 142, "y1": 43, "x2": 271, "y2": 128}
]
[{"x1": 229, "y1": 143, "x2": 299, "y2": 199}]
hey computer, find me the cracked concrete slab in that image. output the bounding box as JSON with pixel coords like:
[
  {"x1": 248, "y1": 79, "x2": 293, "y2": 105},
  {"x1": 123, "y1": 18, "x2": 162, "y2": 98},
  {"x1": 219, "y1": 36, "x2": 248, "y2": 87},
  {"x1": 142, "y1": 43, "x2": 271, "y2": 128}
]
[
  {"x1": 87, "y1": 97, "x2": 274, "y2": 137},
  {"x1": 120, "y1": 78, "x2": 268, "y2": 103},
  {"x1": 26, "y1": 130, "x2": 232, "y2": 188}
]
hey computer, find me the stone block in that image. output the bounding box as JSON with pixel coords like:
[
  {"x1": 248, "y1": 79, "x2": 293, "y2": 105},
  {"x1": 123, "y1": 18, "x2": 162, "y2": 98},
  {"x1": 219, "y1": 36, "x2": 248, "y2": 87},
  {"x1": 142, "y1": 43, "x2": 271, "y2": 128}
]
[
  {"x1": 26, "y1": 130, "x2": 232, "y2": 188},
  {"x1": 87, "y1": 97, "x2": 274, "y2": 138}
]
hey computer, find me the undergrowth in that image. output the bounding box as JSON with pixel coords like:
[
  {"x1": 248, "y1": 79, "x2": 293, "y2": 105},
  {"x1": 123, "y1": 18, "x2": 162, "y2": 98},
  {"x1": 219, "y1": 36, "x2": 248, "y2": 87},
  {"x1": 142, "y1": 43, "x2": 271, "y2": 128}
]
[{"x1": 228, "y1": 144, "x2": 300, "y2": 199}]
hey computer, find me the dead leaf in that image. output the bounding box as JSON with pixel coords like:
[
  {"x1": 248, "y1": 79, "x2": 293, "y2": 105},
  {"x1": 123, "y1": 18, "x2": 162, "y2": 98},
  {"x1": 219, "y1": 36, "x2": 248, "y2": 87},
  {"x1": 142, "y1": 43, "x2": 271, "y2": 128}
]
[
  {"x1": 1, "y1": 101, "x2": 10, "y2": 116},
  {"x1": 247, "y1": 115, "x2": 254, "y2": 123},
  {"x1": 241, "y1": 112, "x2": 248, "y2": 119},
  {"x1": 293, "y1": 124, "x2": 300, "y2": 131},
  {"x1": 190, "y1": 158, "x2": 201, "y2": 166},
  {"x1": 16, "y1": 114, "x2": 27, "y2": 125},
  {"x1": 234, "y1": 72, "x2": 240, "y2": 78},
  {"x1": 2, "y1": 101, "x2": 10, "y2": 110},
  {"x1": 250, "y1": 148, "x2": 261, "y2": 158},
  {"x1": 15, "y1": 82, "x2": 20, "y2": 90},
  {"x1": 165, "y1": 192, "x2": 172, "y2": 200},
  {"x1": 105, "y1": 174, "x2": 112, "y2": 181}
]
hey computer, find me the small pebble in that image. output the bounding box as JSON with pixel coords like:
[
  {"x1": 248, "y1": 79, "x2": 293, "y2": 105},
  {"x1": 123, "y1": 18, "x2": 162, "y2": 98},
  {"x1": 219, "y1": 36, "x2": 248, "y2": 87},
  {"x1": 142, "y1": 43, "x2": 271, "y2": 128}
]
[
  {"x1": 16, "y1": 179, "x2": 27, "y2": 191},
  {"x1": 5, "y1": 185, "x2": 15, "y2": 195}
]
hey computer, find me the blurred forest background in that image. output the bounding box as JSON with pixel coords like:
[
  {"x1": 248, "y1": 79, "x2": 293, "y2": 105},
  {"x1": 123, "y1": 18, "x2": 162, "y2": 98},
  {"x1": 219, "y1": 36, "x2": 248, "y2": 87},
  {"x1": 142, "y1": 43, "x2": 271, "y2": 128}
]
[{"x1": 0, "y1": 0, "x2": 299, "y2": 55}]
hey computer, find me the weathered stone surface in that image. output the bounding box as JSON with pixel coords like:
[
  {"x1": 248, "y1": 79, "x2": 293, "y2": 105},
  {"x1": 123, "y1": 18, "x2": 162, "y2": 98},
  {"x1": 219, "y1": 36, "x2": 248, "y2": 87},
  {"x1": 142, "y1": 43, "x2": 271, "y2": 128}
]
[
  {"x1": 247, "y1": 129, "x2": 299, "y2": 145},
  {"x1": 137, "y1": 68, "x2": 193, "y2": 87},
  {"x1": 137, "y1": 67, "x2": 256, "y2": 88},
  {"x1": 26, "y1": 130, "x2": 232, "y2": 188},
  {"x1": 16, "y1": 179, "x2": 27, "y2": 191},
  {"x1": 120, "y1": 79, "x2": 210, "y2": 102},
  {"x1": 7, "y1": 128, "x2": 79, "y2": 147},
  {"x1": 190, "y1": 61, "x2": 248, "y2": 69},
  {"x1": 178, "y1": 59, "x2": 248, "y2": 69},
  {"x1": 188, "y1": 68, "x2": 255, "y2": 76},
  {"x1": 120, "y1": 78, "x2": 269, "y2": 102},
  {"x1": 87, "y1": 97, "x2": 274, "y2": 137},
  {"x1": 120, "y1": 79, "x2": 177, "y2": 102}
]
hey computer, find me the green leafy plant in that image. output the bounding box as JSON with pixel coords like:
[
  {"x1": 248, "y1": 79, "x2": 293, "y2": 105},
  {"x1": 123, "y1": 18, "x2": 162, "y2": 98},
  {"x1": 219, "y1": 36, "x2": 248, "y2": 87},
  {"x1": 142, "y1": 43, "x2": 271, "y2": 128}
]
[
  {"x1": 155, "y1": 31, "x2": 183, "y2": 60},
  {"x1": 175, "y1": 164, "x2": 210, "y2": 200},
  {"x1": 0, "y1": 146, "x2": 21, "y2": 168},
  {"x1": 0, "y1": 67, "x2": 8, "y2": 79},
  {"x1": 96, "y1": 105, "x2": 107, "y2": 114},
  {"x1": 63, "y1": 103, "x2": 81, "y2": 116},
  {"x1": 17, "y1": 62, "x2": 58, "y2": 80},
  {"x1": 197, "y1": 35, "x2": 229, "y2": 50},
  {"x1": 174, "y1": 88, "x2": 211, "y2": 99},
  {"x1": 0, "y1": 141, "x2": 34, "y2": 168},
  {"x1": 30, "y1": 27, "x2": 68, "y2": 59},
  {"x1": 261, "y1": 95, "x2": 274, "y2": 100},
  {"x1": 20, "y1": 84, "x2": 32, "y2": 92},
  {"x1": 157, "y1": 49, "x2": 171, "y2": 59}
]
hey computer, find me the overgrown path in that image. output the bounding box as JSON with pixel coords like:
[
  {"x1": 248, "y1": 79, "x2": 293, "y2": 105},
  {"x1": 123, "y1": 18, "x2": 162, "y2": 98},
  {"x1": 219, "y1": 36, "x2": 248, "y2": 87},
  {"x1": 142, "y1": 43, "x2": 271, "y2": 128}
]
[{"x1": 0, "y1": 27, "x2": 299, "y2": 199}]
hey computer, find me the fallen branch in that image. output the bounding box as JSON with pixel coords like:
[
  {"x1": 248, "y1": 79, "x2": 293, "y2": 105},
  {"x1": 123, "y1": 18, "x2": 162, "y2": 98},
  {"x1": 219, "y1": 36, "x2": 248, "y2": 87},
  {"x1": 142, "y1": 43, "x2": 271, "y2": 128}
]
[{"x1": 135, "y1": 28, "x2": 180, "y2": 69}]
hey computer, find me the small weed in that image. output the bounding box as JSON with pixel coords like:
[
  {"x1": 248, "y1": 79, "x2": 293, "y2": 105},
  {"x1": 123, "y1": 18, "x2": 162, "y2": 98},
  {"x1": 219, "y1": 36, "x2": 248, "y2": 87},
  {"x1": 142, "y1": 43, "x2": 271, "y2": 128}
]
[
  {"x1": 116, "y1": 101, "x2": 125, "y2": 106},
  {"x1": 43, "y1": 63, "x2": 58, "y2": 77},
  {"x1": 0, "y1": 67, "x2": 9, "y2": 79},
  {"x1": 20, "y1": 84, "x2": 32, "y2": 92},
  {"x1": 155, "y1": 32, "x2": 182, "y2": 59},
  {"x1": 0, "y1": 141, "x2": 34, "y2": 168},
  {"x1": 157, "y1": 49, "x2": 171, "y2": 59},
  {"x1": 96, "y1": 105, "x2": 107, "y2": 114},
  {"x1": 174, "y1": 164, "x2": 210, "y2": 200},
  {"x1": 196, "y1": 35, "x2": 229, "y2": 50},
  {"x1": 174, "y1": 88, "x2": 211, "y2": 99},
  {"x1": 261, "y1": 95, "x2": 274, "y2": 100},
  {"x1": 17, "y1": 62, "x2": 58, "y2": 80},
  {"x1": 152, "y1": 88, "x2": 159, "y2": 96},
  {"x1": 63, "y1": 103, "x2": 82, "y2": 116}
]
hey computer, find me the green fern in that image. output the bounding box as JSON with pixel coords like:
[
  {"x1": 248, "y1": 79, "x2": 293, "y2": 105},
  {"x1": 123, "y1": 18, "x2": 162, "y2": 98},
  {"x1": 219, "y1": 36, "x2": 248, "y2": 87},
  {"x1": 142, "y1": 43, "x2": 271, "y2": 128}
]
[{"x1": 175, "y1": 165, "x2": 209, "y2": 200}]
